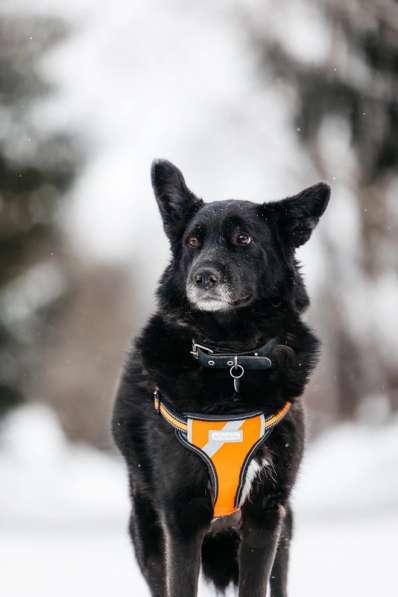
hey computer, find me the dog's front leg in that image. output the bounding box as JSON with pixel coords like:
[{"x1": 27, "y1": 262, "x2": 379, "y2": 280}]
[
  {"x1": 163, "y1": 497, "x2": 211, "y2": 597},
  {"x1": 239, "y1": 502, "x2": 285, "y2": 597},
  {"x1": 270, "y1": 504, "x2": 293, "y2": 597}
]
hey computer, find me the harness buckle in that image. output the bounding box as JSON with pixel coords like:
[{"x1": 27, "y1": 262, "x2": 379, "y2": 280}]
[{"x1": 154, "y1": 388, "x2": 161, "y2": 413}]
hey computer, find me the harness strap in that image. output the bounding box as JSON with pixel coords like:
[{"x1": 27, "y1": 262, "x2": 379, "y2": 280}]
[
  {"x1": 153, "y1": 391, "x2": 291, "y2": 517},
  {"x1": 154, "y1": 390, "x2": 291, "y2": 434},
  {"x1": 154, "y1": 392, "x2": 188, "y2": 432}
]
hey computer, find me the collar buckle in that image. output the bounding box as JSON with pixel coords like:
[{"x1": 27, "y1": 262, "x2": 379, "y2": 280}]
[{"x1": 190, "y1": 340, "x2": 214, "y2": 359}]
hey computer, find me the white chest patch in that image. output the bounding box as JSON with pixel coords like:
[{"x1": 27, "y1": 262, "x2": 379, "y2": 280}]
[{"x1": 238, "y1": 457, "x2": 272, "y2": 507}]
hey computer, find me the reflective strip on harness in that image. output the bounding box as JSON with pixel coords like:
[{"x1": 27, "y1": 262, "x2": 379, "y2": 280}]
[{"x1": 158, "y1": 403, "x2": 187, "y2": 432}]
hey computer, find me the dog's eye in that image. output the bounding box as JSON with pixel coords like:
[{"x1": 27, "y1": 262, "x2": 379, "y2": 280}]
[
  {"x1": 234, "y1": 232, "x2": 252, "y2": 246},
  {"x1": 186, "y1": 235, "x2": 201, "y2": 249}
]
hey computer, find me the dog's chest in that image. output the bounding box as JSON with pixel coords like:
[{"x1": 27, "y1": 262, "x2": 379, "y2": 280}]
[
  {"x1": 208, "y1": 453, "x2": 273, "y2": 533},
  {"x1": 238, "y1": 454, "x2": 273, "y2": 507}
]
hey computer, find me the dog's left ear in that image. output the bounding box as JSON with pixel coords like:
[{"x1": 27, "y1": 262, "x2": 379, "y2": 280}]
[
  {"x1": 265, "y1": 182, "x2": 330, "y2": 248},
  {"x1": 151, "y1": 159, "x2": 203, "y2": 242}
]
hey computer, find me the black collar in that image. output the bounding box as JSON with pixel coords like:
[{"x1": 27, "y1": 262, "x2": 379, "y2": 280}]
[{"x1": 190, "y1": 338, "x2": 276, "y2": 392}]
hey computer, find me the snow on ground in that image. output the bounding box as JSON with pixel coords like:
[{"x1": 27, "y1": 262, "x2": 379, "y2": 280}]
[
  {"x1": 294, "y1": 415, "x2": 398, "y2": 520},
  {"x1": 0, "y1": 404, "x2": 396, "y2": 596},
  {"x1": 2, "y1": 517, "x2": 397, "y2": 597}
]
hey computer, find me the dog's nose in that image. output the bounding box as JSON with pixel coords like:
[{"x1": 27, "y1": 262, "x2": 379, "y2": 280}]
[{"x1": 193, "y1": 268, "x2": 220, "y2": 290}]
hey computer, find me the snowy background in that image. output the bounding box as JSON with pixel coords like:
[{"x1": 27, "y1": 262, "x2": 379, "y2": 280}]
[{"x1": 0, "y1": 1, "x2": 397, "y2": 595}]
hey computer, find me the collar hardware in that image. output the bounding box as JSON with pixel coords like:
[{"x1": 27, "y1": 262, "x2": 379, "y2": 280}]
[
  {"x1": 191, "y1": 338, "x2": 275, "y2": 393},
  {"x1": 190, "y1": 342, "x2": 214, "y2": 358},
  {"x1": 230, "y1": 362, "x2": 245, "y2": 392}
]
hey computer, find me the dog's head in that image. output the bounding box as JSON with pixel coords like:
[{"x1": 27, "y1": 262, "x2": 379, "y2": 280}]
[{"x1": 151, "y1": 160, "x2": 330, "y2": 314}]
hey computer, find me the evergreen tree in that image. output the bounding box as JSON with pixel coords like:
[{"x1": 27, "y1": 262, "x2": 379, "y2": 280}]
[
  {"x1": 247, "y1": 0, "x2": 398, "y2": 420},
  {"x1": 0, "y1": 15, "x2": 77, "y2": 416}
]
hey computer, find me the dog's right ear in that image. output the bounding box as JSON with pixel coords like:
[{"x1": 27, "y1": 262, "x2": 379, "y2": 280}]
[{"x1": 151, "y1": 160, "x2": 203, "y2": 242}]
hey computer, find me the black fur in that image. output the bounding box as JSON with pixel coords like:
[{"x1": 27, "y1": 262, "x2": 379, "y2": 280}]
[{"x1": 112, "y1": 160, "x2": 330, "y2": 596}]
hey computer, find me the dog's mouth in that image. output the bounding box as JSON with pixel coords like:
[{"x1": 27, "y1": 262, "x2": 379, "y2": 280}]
[
  {"x1": 187, "y1": 284, "x2": 253, "y2": 312},
  {"x1": 230, "y1": 294, "x2": 252, "y2": 307},
  {"x1": 190, "y1": 295, "x2": 230, "y2": 312}
]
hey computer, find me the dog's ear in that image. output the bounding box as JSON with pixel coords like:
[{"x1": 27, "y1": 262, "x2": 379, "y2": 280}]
[
  {"x1": 265, "y1": 182, "x2": 330, "y2": 248},
  {"x1": 151, "y1": 159, "x2": 203, "y2": 242}
]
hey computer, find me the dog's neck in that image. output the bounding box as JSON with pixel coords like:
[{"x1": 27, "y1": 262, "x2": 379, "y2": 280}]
[{"x1": 166, "y1": 298, "x2": 292, "y2": 353}]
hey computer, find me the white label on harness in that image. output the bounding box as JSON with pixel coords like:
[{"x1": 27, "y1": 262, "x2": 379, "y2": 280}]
[{"x1": 209, "y1": 429, "x2": 243, "y2": 443}]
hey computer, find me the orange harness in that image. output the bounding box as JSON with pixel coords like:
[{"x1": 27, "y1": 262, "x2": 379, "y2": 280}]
[{"x1": 154, "y1": 393, "x2": 291, "y2": 518}]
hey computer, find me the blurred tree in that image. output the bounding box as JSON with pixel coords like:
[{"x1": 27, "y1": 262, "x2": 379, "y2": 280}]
[
  {"x1": 38, "y1": 262, "x2": 135, "y2": 449},
  {"x1": 247, "y1": 0, "x2": 398, "y2": 422},
  {"x1": 0, "y1": 14, "x2": 136, "y2": 448},
  {"x1": 0, "y1": 15, "x2": 77, "y2": 416}
]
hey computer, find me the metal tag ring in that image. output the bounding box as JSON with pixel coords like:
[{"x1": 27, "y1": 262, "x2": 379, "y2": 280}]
[{"x1": 230, "y1": 364, "x2": 244, "y2": 379}]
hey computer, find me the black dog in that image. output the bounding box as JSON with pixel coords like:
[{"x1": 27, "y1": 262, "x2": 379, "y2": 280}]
[{"x1": 112, "y1": 160, "x2": 330, "y2": 597}]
